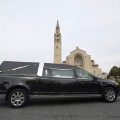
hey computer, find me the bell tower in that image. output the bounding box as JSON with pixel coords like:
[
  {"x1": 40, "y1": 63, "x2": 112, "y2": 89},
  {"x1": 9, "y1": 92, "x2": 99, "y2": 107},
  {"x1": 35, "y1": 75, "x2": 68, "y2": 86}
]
[{"x1": 54, "y1": 21, "x2": 62, "y2": 64}]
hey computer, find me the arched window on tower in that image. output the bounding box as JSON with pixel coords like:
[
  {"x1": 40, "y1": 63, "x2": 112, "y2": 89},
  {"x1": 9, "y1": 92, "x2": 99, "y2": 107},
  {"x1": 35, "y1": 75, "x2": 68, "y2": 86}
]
[
  {"x1": 56, "y1": 46, "x2": 58, "y2": 49},
  {"x1": 57, "y1": 39, "x2": 59, "y2": 42}
]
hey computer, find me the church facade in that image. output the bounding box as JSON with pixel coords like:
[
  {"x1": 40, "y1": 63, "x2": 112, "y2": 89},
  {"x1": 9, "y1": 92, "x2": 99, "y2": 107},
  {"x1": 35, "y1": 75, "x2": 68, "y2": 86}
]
[{"x1": 54, "y1": 21, "x2": 102, "y2": 76}]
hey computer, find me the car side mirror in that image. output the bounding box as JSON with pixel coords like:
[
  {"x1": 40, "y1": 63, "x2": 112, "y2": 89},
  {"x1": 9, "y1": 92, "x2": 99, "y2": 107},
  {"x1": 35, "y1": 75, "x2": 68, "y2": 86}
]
[{"x1": 93, "y1": 76, "x2": 98, "y2": 81}]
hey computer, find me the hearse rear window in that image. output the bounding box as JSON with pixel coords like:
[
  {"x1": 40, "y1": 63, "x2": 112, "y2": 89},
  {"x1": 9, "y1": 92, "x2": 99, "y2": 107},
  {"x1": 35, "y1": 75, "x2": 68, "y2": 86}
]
[{"x1": 51, "y1": 69, "x2": 74, "y2": 78}]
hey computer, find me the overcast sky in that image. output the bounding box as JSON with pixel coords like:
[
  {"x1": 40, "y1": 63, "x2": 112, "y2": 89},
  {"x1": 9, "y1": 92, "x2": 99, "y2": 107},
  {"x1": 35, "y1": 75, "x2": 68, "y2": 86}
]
[{"x1": 0, "y1": 0, "x2": 120, "y2": 73}]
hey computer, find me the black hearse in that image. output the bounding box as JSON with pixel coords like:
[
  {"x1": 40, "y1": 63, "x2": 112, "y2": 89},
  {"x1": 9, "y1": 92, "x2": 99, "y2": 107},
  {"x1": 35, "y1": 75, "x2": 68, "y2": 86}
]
[{"x1": 0, "y1": 61, "x2": 120, "y2": 108}]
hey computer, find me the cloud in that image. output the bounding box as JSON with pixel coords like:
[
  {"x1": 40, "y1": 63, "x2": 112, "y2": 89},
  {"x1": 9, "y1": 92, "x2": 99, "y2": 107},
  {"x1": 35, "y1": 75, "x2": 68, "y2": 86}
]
[{"x1": 0, "y1": 0, "x2": 120, "y2": 72}]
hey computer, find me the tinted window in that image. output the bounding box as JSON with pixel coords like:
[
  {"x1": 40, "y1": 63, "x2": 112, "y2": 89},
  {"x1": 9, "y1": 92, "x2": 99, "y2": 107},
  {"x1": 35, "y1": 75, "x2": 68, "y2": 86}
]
[
  {"x1": 76, "y1": 69, "x2": 93, "y2": 80},
  {"x1": 51, "y1": 69, "x2": 74, "y2": 78}
]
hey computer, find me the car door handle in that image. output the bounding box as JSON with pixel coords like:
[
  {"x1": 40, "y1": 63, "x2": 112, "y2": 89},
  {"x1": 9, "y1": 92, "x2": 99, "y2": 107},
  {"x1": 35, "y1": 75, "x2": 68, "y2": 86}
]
[
  {"x1": 80, "y1": 81, "x2": 84, "y2": 84},
  {"x1": 51, "y1": 80, "x2": 57, "y2": 83},
  {"x1": 1, "y1": 81, "x2": 9, "y2": 85}
]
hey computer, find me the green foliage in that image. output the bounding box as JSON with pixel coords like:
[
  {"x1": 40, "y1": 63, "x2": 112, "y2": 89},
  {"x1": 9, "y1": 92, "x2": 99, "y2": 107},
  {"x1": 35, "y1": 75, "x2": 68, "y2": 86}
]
[
  {"x1": 117, "y1": 67, "x2": 120, "y2": 76},
  {"x1": 107, "y1": 66, "x2": 120, "y2": 84}
]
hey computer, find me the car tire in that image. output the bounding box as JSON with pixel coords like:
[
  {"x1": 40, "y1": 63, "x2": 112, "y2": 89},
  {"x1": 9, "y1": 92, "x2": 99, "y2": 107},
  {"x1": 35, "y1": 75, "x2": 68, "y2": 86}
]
[
  {"x1": 102, "y1": 87, "x2": 117, "y2": 103},
  {"x1": 8, "y1": 89, "x2": 29, "y2": 108}
]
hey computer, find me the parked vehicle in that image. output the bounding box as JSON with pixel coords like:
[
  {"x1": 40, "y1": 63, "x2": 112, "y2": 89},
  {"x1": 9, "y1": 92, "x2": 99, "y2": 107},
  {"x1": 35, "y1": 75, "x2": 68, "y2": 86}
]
[{"x1": 0, "y1": 61, "x2": 120, "y2": 108}]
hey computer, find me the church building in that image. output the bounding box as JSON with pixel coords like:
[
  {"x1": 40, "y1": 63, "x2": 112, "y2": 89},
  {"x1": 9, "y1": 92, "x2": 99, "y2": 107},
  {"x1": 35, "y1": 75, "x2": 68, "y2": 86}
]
[{"x1": 54, "y1": 21, "x2": 102, "y2": 76}]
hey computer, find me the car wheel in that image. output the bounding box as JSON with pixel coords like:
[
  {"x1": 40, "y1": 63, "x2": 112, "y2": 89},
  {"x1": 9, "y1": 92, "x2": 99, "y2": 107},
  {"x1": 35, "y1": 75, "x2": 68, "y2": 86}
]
[
  {"x1": 8, "y1": 89, "x2": 28, "y2": 108},
  {"x1": 103, "y1": 87, "x2": 117, "y2": 103}
]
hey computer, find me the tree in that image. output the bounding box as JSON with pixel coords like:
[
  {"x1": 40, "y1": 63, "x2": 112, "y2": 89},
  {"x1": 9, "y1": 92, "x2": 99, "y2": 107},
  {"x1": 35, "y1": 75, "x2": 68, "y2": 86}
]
[
  {"x1": 117, "y1": 67, "x2": 120, "y2": 77},
  {"x1": 107, "y1": 66, "x2": 119, "y2": 79},
  {"x1": 107, "y1": 66, "x2": 120, "y2": 84}
]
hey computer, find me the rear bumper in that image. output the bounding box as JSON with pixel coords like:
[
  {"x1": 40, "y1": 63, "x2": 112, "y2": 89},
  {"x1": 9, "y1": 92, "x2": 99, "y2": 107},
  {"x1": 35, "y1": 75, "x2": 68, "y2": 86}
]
[{"x1": 0, "y1": 94, "x2": 6, "y2": 101}]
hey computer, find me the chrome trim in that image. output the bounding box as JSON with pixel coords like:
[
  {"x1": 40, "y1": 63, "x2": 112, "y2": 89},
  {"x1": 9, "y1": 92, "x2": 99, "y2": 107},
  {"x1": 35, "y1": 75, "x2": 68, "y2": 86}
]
[
  {"x1": 29, "y1": 94, "x2": 102, "y2": 99},
  {"x1": 0, "y1": 65, "x2": 31, "y2": 73}
]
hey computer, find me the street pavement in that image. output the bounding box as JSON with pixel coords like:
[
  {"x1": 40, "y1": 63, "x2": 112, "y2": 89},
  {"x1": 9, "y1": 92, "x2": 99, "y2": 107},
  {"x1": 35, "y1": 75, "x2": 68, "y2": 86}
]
[{"x1": 0, "y1": 96, "x2": 120, "y2": 120}]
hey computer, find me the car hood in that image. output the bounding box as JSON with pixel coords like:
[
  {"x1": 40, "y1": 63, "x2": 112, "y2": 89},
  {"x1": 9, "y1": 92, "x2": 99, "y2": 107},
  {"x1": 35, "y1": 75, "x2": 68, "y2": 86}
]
[{"x1": 98, "y1": 78, "x2": 119, "y2": 85}]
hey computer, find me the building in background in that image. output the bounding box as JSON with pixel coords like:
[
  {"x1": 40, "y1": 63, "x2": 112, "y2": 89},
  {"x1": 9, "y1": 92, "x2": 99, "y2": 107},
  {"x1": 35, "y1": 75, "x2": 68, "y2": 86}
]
[
  {"x1": 98, "y1": 72, "x2": 108, "y2": 79},
  {"x1": 66, "y1": 47, "x2": 102, "y2": 75},
  {"x1": 54, "y1": 21, "x2": 102, "y2": 76}
]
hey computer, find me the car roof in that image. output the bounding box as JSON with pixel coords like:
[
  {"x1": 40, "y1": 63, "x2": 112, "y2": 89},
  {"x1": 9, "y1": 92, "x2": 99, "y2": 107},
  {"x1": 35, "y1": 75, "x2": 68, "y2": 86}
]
[{"x1": 44, "y1": 63, "x2": 80, "y2": 70}]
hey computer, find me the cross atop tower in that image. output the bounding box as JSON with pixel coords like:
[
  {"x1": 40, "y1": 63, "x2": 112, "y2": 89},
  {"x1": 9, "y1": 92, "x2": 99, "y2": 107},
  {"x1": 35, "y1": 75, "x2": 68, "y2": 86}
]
[
  {"x1": 56, "y1": 20, "x2": 59, "y2": 27},
  {"x1": 54, "y1": 21, "x2": 62, "y2": 64},
  {"x1": 56, "y1": 20, "x2": 60, "y2": 33}
]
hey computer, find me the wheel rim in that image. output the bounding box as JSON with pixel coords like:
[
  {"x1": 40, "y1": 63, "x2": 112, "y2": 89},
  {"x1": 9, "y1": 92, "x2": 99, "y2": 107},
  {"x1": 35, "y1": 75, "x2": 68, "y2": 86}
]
[
  {"x1": 11, "y1": 91, "x2": 25, "y2": 107},
  {"x1": 105, "y1": 89, "x2": 116, "y2": 102}
]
